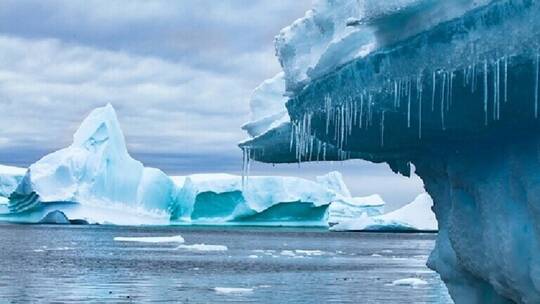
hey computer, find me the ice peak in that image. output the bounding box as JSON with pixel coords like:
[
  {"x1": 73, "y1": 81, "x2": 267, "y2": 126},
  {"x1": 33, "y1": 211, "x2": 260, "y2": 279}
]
[{"x1": 72, "y1": 103, "x2": 127, "y2": 154}]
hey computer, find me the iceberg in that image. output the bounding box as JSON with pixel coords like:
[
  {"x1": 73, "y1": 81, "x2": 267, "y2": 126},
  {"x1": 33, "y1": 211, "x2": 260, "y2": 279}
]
[
  {"x1": 171, "y1": 171, "x2": 378, "y2": 227},
  {"x1": 1, "y1": 104, "x2": 175, "y2": 225},
  {"x1": 328, "y1": 194, "x2": 385, "y2": 226},
  {"x1": 241, "y1": 0, "x2": 540, "y2": 302},
  {"x1": 331, "y1": 193, "x2": 437, "y2": 231}
]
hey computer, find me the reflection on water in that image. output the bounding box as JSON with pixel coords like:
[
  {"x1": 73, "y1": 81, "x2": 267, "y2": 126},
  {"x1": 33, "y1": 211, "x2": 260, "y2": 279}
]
[{"x1": 0, "y1": 224, "x2": 452, "y2": 303}]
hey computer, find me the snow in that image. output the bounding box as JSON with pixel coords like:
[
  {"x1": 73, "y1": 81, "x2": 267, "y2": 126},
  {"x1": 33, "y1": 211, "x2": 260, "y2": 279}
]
[
  {"x1": 2, "y1": 104, "x2": 177, "y2": 225},
  {"x1": 331, "y1": 193, "x2": 436, "y2": 231},
  {"x1": 392, "y1": 278, "x2": 428, "y2": 287},
  {"x1": 275, "y1": 0, "x2": 491, "y2": 91},
  {"x1": 114, "y1": 235, "x2": 185, "y2": 244},
  {"x1": 213, "y1": 287, "x2": 253, "y2": 294},
  {"x1": 176, "y1": 244, "x2": 228, "y2": 252}
]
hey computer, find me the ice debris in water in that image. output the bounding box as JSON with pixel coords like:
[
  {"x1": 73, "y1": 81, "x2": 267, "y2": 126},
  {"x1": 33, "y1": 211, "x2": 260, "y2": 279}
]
[
  {"x1": 214, "y1": 287, "x2": 254, "y2": 294},
  {"x1": 176, "y1": 244, "x2": 228, "y2": 252},
  {"x1": 392, "y1": 278, "x2": 428, "y2": 287},
  {"x1": 114, "y1": 235, "x2": 185, "y2": 244}
]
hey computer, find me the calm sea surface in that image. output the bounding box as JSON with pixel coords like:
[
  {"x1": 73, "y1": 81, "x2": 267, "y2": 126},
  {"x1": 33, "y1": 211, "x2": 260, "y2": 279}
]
[{"x1": 0, "y1": 224, "x2": 452, "y2": 303}]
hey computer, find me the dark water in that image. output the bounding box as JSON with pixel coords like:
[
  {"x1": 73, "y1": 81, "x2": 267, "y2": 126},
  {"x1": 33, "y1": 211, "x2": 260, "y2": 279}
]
[{"x1": 0, "y1": 224, "x2": 452, "y2": 303}]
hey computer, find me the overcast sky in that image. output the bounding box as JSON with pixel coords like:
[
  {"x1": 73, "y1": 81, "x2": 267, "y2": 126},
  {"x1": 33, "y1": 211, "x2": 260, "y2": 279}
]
[{"x1": 0, "y1": 0, "x2": 424, "y2": 210}]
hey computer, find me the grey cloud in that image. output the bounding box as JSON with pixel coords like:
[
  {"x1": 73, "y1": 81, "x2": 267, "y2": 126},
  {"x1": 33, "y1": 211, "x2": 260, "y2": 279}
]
[{"x1": 0, "y1": 1, "x2": 425, "y2": 207}]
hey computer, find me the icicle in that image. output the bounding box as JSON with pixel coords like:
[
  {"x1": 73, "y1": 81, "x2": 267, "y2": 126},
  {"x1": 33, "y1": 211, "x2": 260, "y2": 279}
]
[
  {"x1": 417, "y1": 75, "x2": 423, "y2": 139},
  {"x1": 493, "y1": 60, "x2": 497, "y2": 121},
  {"x1": 534, "y1": 54, "x2": 540, "y2": 118},
  {"x1": 472, "y1": 60, "x2": 477, "y2": 93},
  {"x1": 431, "y1": 71, "x2": 436, "y2": 111},
  {"x1": 394, "y1": 81, "x2": 398, "y2": 108},
  {"x1": 441, "y1": 72, "x2": 446, "y2": 130},
  {"x1": 369, "y1": 94, "x2": 373, "y2": 126},
  {"x1": 360, "y1": 93, "x2": 364, "y2": 128},
  {"x1": 380, "y1": 111, "x2": 385, "y2": 147},
  {"x1": 407, "y1": 80, "x2": 412, "y2": 128},
  {"x1": 241, "y1": 147, "x2": 251, "y2": 189},
  {"x1": 325, "y1": 95, "x2": 331, "y2": 134},
  {"x1": 341, "y1": 104, "x2": 345, "y2": 149},
  {"x1": 504, "y1": 56, "x2": 508, "y2": 103},
  {"x1": 496, "y1": 59, "x2": 500, "y2": 120},
  {"x1": 449, "y1": 71, "x2": 454, "y2": 108},
  {"x1": 484, "y1": 60, "x2": 489, "y2": 126}
]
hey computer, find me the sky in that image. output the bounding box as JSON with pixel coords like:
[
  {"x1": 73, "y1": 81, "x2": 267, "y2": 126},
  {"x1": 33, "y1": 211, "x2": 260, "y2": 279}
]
[{"x1": 0, "y1": 0, "x2": 424, "y2": 210}]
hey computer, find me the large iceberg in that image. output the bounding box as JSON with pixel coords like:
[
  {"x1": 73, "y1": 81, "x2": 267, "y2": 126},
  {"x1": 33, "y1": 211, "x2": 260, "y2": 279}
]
[
  {"x1": 2, "y1": 104, "x2": 175, "y2": 225},
  {"x1": 331, "y1": 193, "x2": 437, "y2": 231},
  {"x1": 241, "y1": 0, "x2": 540, "y2": 302}
]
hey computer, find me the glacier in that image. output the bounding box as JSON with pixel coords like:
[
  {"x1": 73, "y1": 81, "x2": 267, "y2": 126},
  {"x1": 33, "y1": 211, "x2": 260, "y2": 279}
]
[{"x1": 240, "y1": 0, "x2": 540, "y2": 302}]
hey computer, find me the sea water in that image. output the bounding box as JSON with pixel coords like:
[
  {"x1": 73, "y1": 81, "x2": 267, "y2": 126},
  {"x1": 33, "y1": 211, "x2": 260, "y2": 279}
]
[{"x1": 0, "y1": 224, "x2": 452, "y2": 303}]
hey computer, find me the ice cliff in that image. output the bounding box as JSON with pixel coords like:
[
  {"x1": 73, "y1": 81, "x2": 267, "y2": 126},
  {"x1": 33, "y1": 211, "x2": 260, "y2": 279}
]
[{"x1": 241, "y1": 0, "x2": 540, "y2": 302}]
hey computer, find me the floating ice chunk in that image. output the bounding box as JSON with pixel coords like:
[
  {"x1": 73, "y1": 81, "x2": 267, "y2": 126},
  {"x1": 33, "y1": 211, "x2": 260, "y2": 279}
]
[
  {"x1": 114, "y1": 235, "x2": 185, "y2": 244},
  {"x1": 295, "y1": 250, "x2": 325, "y2": 256},
  {"x1": 214, "y1": 287, "x2": 253, "y2": 294},
  {"x1": 392, "y1": 278, "x2": 428, "y2": 287},
  {"x1": 176, "y1": 244, "x2": 228, "y2": 251},
  {"x1": 280, "y1": 250, "x2": 296, "y2": 257},
  {"x1": 248, "y1": 255, "x2": 259, "y2": 259}
]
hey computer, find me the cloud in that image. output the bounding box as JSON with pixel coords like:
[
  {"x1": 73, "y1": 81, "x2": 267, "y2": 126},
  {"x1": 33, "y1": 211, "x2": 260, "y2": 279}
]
[
  {"x1": 0, "y1": 1, "x2": 425, "y2": 206},
  {"x1": 0, "y1": 2, "x2": 312, "y2": 171},
  {"x1": 0, "y1": 35, "x2": 250, "y2": 157}
]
